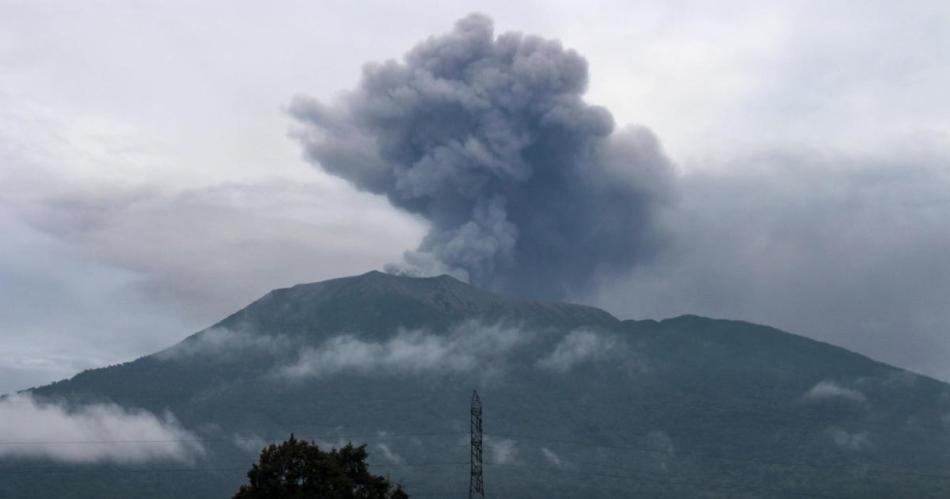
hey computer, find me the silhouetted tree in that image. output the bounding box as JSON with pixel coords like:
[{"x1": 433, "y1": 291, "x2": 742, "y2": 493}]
[{"x1": 233, "y1": 435, "x2": 409, "y2": 499}]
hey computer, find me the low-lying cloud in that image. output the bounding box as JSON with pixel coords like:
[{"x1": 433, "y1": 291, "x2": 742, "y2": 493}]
[
  {"x1": 487, "y1": 437, "x2": 518, "y2": 465},
  {"x1": 0, "y1": 395, "x2": 203, "y2": 463},
  {"x1": 375, "y1": 443, "x2": 403, "y2": 464},
  {"x1": 540, "y1": 447, "x2": 564, "y2": 467},
  {"x1": 536, "y1": 329, "x2": 618, "y2": 373},
  {"x1": 826, "y1": 427, "x2": 872, "y2": 451},
  {"x1": 802, "y1": 380, "x2": 867, "y2": 404},
  {"x1": 156, "y1": 326, "x2": 290, "y2": 362},
  {"x1": 279, "y1": 321, "x2": 527, "y2": 379},
  {"x1": 232, "y1": 433, "x2": 268, "y2": 454}
]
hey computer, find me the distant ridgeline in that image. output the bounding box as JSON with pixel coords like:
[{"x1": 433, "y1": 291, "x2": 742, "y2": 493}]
[{"x1": 5, "y1": 271, "x2": 950, "y2": 498}]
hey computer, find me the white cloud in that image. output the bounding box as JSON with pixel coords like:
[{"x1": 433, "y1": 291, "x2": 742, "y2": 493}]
[
  {"x1": 0, "y1": 395, "x2": 203, "y2": 463},
  {"x1": 540, "y1": 447, "x2": 563, "y2": 467},
  {"x1": 156, "y1": 326, "x2": 290, "y2": 362},
  {"x1": 279, "y1": 321, "x2": 528, "y2": 379},
  {"x1": 232, "y1": 433, "x2": 267, "y2": 454},
  {"x1": 536, "y1": 330, "x2": 618, "y2": 373},
  {"x1": 375, "y1": 443, "x2": 403, "y2": 464},
  {"x1": 487, "y1": 438, "x2": 518, "y2": 465},
  {"x1": 803, "y1": 381, "x2": 867, "y2": 403}
]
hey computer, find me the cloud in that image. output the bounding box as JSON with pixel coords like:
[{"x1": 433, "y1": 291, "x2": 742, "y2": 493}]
[
  {"x1": 311, "y1": 436, "x2": 353, "y2": 452},
  {"x1": 802, "y1": 381, "x2": 866, "y2": 404},
  {"x1": 826, "y1": 428, "x2": 871, "y2": 451},
  {"x1": 375, "y1": 443, "x2": 403, "y2": 465},
  {"x1": 0, "y1": 395, "x2": 203, "y2": 463},
  {"x1": 291, "y1": 13, "x2": 674, "y2": 299},
  {"x1": 0, "y1": 94, "x2": 424, "y2": 392},
  {"x1": 487, "y1": 437, "x2": 518, "y2": 465},
  {"x1": 232, "y1": 433, "x2": 268, "y2": 454},
  {"x1": 279, "y1": 321, "x2": 527, "y2": 379},
  {"x1": 594, "y1": 150, "x2": 950, "y2": 381},
  {"x1": 540, "y1": 447, "x2": 563, "y2": 467},
  {"x1": 3, "y1": 0, "x2": 949, "y2": 396},
  {"x1": 156, "y1": 326, "x2": 290, "y2": 362},
  {"x1": 16, "y1": 180, "x2": 423, "y2": 326},
  {"x1": 536, "y1": 329, "x2": 619, "y2": 373},
  {"x1": 0, "y1": 208, "x2": 194, "y2": 395},
  {"x1": 644, "y1": 430, "x2": 676, "y2": 471}
]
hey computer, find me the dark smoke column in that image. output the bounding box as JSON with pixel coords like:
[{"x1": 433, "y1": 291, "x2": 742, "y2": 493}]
[{"x1": 291, "y1": 13, "x2": 674, "y2": 300}]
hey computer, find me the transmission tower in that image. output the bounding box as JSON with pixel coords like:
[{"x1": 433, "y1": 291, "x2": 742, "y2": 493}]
[{"x1": 469, "y1": 390, "x2": 485, "y2": 499}]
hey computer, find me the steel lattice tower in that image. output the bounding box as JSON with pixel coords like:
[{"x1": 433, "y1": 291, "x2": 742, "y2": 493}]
[{"x1": 469, "y1": 390, "x2": 485, "y2": 499}]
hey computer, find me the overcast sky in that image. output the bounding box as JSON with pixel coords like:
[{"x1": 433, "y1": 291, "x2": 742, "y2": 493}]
[{"x1": 1, "y1": 0, "x2": 948, "y2": 393}]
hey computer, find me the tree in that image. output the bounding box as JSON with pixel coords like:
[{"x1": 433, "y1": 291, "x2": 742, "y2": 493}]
[{"x1": 233, "y1": 435, "x2": 409, "y2": 499}]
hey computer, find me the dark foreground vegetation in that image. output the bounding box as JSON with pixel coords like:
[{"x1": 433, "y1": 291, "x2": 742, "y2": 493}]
[{"x1": 234, "y1": 436, "x2": 408, "y2": 499}]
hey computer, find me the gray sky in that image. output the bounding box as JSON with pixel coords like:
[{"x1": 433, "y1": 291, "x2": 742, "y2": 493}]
[{"x1": 1, "y1": 0, "x2": 948, "y2": 393}]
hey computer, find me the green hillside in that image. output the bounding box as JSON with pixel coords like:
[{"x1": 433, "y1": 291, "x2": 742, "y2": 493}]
[{"x1": 5, "y1": 271, "x2": 950, "y2": 498}]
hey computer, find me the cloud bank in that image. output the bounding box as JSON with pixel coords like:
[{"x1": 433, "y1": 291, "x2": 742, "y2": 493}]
[
  {"x1": 156, "y1": 326, "x2": 290, "y2": 362},
  {"x1": 279, "y1": 321, "x2": 527, "y2": 379},
  {"x1": 0, "y1": 96, "x2": 423, "y2": 393},
  {"x1": 596, "y1": 151, "x2": 950, "y2": 381},
  {"x1": 291, "y1": 13, "x2": 674, "y2": 299},
  {"x1": 0, "y1": 395, "x2": 202, "y2": 463}
]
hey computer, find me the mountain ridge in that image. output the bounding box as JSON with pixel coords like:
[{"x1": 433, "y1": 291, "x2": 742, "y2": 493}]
[{"x1": 7, "y1": 270, "x2": 950, "y2": 498}]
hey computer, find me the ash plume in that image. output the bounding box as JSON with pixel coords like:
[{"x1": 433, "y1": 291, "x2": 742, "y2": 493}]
[{"x1": 291, "y1": 13, "x2": 673, "y2": 299}]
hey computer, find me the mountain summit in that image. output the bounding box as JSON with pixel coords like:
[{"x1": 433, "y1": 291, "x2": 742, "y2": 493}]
[
  {"x1": 214, "y1": 271, "x2": 620, "y2": 337},
  {"x1": 10, "y1": 272, "x2": 950, "y2": 498}
]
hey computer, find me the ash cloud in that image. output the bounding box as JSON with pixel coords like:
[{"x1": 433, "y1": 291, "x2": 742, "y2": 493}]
[{"x1": 291, "y1": 13, "x2": 673, "y2": 299}]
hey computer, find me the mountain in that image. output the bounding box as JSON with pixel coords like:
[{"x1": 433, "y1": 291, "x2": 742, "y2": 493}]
[{"x1": 6, "y1": 271, "x2": 950, "y2": 498}]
